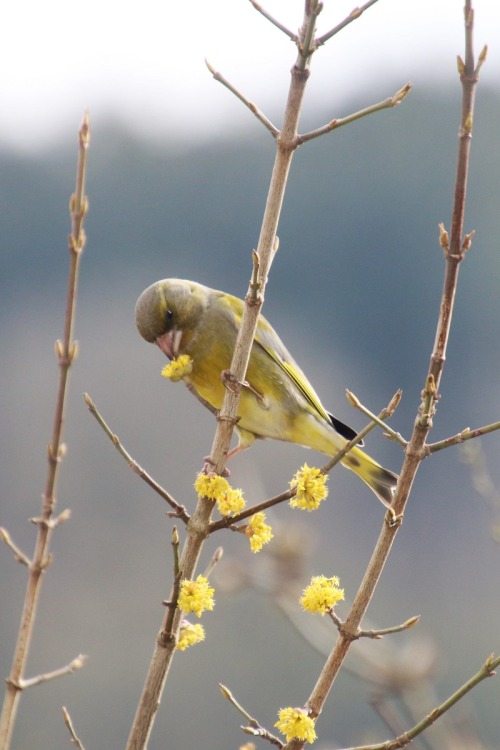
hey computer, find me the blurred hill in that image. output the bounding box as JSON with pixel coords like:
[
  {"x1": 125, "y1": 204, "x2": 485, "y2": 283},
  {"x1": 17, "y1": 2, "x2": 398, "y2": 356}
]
[{"x1": 1, "y1": 88, "x2": 499, "y2": 749}]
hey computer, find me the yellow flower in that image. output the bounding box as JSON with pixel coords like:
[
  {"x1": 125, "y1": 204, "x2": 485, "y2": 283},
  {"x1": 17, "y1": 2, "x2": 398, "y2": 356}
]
[
  {"x1": 289, "y1": 464, "x2": 328, "y2": 511},
  {"x1": 216, "y1": 487, "x2": 246, "y2": 517},
  {"x1": 176, "y1": 620, "x2": 205, "y2": 651},
  {"x1": 275, "y1": 707, "x2": 317, "y2": 744},
  {"x1": 194, "y1": 473, "x2": 230, "y2": 501},
  {"x1": 300, "y1": 575, "x2": 344, "y2": 615},
  {"x1": 161, "y1": 354, "x2": 193, "y2": 382},
  {"x1": 178, "y1": 575, "x2": 215, "y2": 617},
  {"x1": 245, "y1": 512, "x2": 273, "y2": 552}
]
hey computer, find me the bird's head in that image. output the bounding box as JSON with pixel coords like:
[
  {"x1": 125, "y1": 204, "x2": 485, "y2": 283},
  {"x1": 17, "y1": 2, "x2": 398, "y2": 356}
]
[{"x1": 135, "y1": 279, "x2": 207, "y2": 359}]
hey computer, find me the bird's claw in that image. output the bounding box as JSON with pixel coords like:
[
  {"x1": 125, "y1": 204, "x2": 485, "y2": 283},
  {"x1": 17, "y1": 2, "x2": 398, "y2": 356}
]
[{"x1": 203, "y1": 456, "x2": 231, "y2": 477}]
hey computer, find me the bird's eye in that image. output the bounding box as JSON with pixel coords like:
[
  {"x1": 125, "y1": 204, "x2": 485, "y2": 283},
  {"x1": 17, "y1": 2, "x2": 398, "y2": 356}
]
[{"x1": 166, "y1": 309, "x2": 173, "y2": 322}]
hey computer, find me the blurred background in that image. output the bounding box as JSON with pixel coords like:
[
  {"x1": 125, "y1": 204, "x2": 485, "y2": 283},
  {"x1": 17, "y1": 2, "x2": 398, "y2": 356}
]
[{"x1": 1, "y1": 1, "x2": 499, "y2": 748}]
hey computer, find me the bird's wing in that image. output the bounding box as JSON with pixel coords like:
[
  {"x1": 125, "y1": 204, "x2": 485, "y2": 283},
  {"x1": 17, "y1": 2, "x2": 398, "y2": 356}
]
[{"x1": 253, "y1": 316, "x2": 332, "y2": 424}]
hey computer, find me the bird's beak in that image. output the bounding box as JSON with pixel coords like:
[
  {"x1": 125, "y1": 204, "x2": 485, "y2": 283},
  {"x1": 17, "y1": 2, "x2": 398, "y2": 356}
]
[{"x1": 156, "y1": 329, "x2": 183, "y2": 360}]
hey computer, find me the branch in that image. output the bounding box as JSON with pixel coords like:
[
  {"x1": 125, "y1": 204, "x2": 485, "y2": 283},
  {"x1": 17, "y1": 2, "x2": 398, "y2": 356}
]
[
  {"x1": 84, "y1": 393, "x2": 190, "y2": 523},
  {"x1": 336, "y1": 654, "x2": 500, "y2": 750},
  {"x1": 209, "y1": 487, "x2": 293, "y2": 533},
  {"x1": 426, "y1": 420, "x2": 500, "y2": 454},
  {"x1": 62, "y1": 706, "x2": 86, "y2": 750},
  {"x1": 9, "y1": 655, "x2": 87, "y2": 690},
  {"x1": 330, "y1": 611, "x2": 420, "y2": 640},
  {"x1": 219, "y1": 683, "x2": 284, "y2": 748},
  {"x1": 203, "y1": 545, "x2": 224, "y2": 578},
  {"x1": 346, "y1": 389, "x2": 408, "y2": 447},
  {"x1": 159, "y1": 527, "x2": 183, "y2": 647},
  {"x1": 316, "y1": 0, "x2": 382, "y2": 47},
  {"x1": 297, "y1": 84, "x2": 412, "y2": 145},
  {"x1": 321, "y1": 390, "x2": 402, "y2": 483},
  {"x1": 126, "y1": 5, "x2": 325, "y2": 748},
  {"x1": 0, "y1": 113, "x2": 90, "y2": 749},
  {"x1": 205, "y1": 59, "x2": 279, "y2": 138},
  {"x1": 283, "y1": 6, "x2": 486, "y2": 746},
  {"x1": 249, "y1": 0, "x2": 297, "y2": 42},
  {"x1": 0, "y1": 528, "x2": 31, "y2": 567}
]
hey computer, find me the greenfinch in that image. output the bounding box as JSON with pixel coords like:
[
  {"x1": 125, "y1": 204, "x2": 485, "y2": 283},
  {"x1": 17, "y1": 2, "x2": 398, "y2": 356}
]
[{"x1": 135, "y1": 279, "x2": 398, "y2": 505}]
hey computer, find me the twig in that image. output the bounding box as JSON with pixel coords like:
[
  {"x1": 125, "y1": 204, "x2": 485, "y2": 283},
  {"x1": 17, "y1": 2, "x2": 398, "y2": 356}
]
[
  {"x1": 10, "y1": 655, "x2": 88, "y2": 690},
  {"x1": 335, "y1": 654, "x2": 500, "y2": 750},
  {"x1": 316, "y1": 0, "x2": 382, "y2": 47},
  {"x1": 346, "y1": 389, "x2": 407, "y2": 447},
  {"x1": 426, "y1": 420, "x2": 500, "y2": 454},
  {"x1": 62, "y1": 706, "x2": 86, "y2": 750},
  {"x1": 0, "y1": 528, "x2": 31, "y2": 567},
  {"x1": 219, "y1": 684, "x2": 284, "y2": 748},
  {"x1": 160, "y1": 527, "x2": 183, "y2": 647},
  {"x1": 205, "y1": 59, "x2": 279, "y2": 138},
  {"x1": 83, "y1": 393, "x2": 190, "y2": 523},
  {"x1": 249, "y1": 0, "x2": 297, "y2": 42},
  {"x1": 30, "y1": 507, "x2": 72, "y2": 530},
  {"x1": 0, "y1": 114, "x2": 90, "y2": 749},
  {"x1": 297, "y1": 84, "x2": 412, "y2": 145},
  {"x1": 460, "y1": 440, "x2": 500, "y2": 510},
  {"x1": 203, "y1": 546, "x2": 223, "y2": 578},
  {"x1": 209, "y1": 487, "x2": 293, "y2": 533},
  {"x1": 330, "y1": 611, "x2": 420, "y2": 640},
  {"x1": 322, "y1": 390, "x2": 402, "y2": 476}
]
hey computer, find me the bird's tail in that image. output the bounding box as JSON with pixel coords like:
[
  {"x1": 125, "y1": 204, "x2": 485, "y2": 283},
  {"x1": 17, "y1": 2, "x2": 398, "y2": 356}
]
[{"x1": 341, "y1": 445, "x2": 398, "y2": 508}]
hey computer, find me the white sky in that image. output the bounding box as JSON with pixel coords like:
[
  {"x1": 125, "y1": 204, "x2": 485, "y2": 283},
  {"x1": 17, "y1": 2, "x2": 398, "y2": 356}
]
[{"x1": 1, "y1": 0, "x2": 498, "y2": 150}]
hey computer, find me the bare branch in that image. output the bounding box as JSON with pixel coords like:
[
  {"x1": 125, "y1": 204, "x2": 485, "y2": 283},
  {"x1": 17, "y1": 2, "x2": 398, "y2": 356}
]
[
  {"x1": 346, "y1": 389, "x2": 407, "y2": 446},
  {"x1": 0, "y1": 528, "x2": 31, "y2": 567},
  {"x1": 219, "y1": 683, "x2": 284, "y2": 748},
  {"x1": 297, "y1": 84, "x2": 412, "y2": 145},
  {"x1": 298, "y1": 6, "x2": 485, "y2": 735},
  {"x1": 321, "y1": 391, "x2": 401, "y2": 482},
  {"x1": 205, "y1": 59, "x2": 279, "y2": 137},
  {"x1": 62, "y1": 706, "x2": 86, "y2": 750},
  {"x1": 203, "y1": 546, "x2": 223, "y2": 578},
  {"x1": 427, "y1": 420, "x2": 500, "y2": 455},
  {"x1": 249, "y1": 0, "x2": 297, "y2": 42},
  {"x1": 159, "y1": 527, "x2": 183, "y2": 647},
  {"x1": 30, "y1": 508, "x2": 72, "y2": 531},
  {"x1": 10, "y1": 655, "x2": 88, "y2": 690},
  {"x1": 335, "y1": 654, "x2": 500, "y2": 750},
  {"x1": 330, "y1": 611, "x2": 420, "y2": 640},
  {"x1": 84, "y1": 393, "x2": 190, "y2": 523},
  {"x1": 316, "y1": 0, "x2": 382, "y2": 47},
  {"x1": 0, "y1": 114, "x2": 90, "y2": 748}
]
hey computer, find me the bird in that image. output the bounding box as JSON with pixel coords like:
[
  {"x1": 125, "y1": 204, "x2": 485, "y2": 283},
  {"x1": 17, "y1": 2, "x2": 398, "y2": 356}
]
[{"x1": 135, "y1": 278, "x2": 398, "y2": 506}]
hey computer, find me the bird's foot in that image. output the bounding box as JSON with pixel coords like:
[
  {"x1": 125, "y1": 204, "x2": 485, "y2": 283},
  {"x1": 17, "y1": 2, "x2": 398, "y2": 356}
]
[{"x1": 203, "y1": 455, "x2": 231, "y2": 477}]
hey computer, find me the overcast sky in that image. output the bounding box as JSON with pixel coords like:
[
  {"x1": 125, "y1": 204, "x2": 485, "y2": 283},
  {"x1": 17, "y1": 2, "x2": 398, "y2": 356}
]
[{"x1": 1, "y1": 0, "x2": 498, "y2": 150}]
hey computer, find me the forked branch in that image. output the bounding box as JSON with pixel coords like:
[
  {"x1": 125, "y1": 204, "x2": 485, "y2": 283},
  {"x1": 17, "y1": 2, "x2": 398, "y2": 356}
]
[
  {"x1": 285, "y1": 4, "x2": 487, "y2": 747},
  {"x1": 0, "y1": 114, "x2": 90, "y2": 749}
]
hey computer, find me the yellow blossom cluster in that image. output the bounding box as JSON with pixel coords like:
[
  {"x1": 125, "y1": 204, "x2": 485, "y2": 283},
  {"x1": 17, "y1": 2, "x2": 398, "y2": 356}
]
[
  {"x1": 289, "y1": 463, "x2": 328, "y2": 510},
  {"x1": 161, "y1": 354, "x2": 193, "y2": 382},
  {"x1": 176, "y1": 620, "x2": 205, "y2": 651},
  {"x1": 300, "y1": 575, "x2": 344, "y2": 615},
  {"x1": 245, "y1": 512, "x2": 273, "y2": 552},
  {"x1": 275, "y1": 707, "x2": 317, "y2": 744},
  {"x1": 178, "y1": 575, "x2": 215, "y2": 618},
  {"x1": 217, "y1": 487, "x2": 245, "y2": 516},
  {"x1": 194, "y1": 473, "x2": 246, "y2": 517}
]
